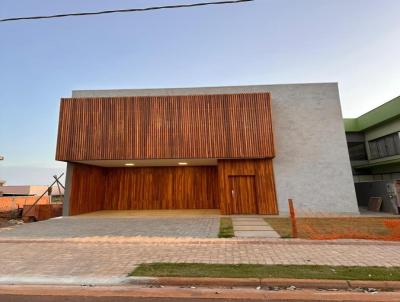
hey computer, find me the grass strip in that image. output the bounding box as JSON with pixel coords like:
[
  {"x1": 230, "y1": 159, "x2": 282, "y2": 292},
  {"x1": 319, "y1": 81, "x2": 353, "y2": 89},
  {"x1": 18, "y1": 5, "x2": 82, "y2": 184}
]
[
  {"x1": 218, "y1": 217, "x2": 234, "y2": 238},
  {"x1": 130, "y1": 263, "x2": 400, "y2": 281}
]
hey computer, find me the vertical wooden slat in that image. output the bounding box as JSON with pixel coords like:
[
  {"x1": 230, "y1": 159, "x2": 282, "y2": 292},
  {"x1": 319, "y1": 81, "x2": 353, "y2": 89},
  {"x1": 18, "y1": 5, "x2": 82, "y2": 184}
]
[
  {"x1": 103, "y1": 166, "x2": 219, "y2": 211},
  {"x1": 69, "y1": 164, "x2": 220, "y2": 215},
  {"x1": 69, "y1": 163, "x2": 106, "y2": 215},
  {"x1": 56, "y1": 93, "x2": 274, "y2": 161},
  {"x1": 69, "y1": 159, "x2": 278, "y2": 215},
  {"x1": 217, "y1": 159, "x2": 278, "y2": 215}
]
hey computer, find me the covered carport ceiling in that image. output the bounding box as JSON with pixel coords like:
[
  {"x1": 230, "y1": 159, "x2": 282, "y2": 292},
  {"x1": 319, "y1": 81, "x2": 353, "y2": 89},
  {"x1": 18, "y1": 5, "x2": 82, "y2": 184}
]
[{"x1": 74, "y1": 158, "x2": 218, "y2": 167}]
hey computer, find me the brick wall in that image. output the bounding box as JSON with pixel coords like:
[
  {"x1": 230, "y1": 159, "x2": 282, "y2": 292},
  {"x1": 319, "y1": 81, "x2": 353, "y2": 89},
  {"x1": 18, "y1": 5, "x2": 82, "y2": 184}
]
[{"x1": 0, "y1": 196, "x2": 50, "y2": 212}]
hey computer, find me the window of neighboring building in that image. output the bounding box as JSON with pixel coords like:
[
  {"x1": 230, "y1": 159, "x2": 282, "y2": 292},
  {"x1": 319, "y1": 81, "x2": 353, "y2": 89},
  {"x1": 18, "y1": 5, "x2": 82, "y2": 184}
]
[
  {"x1": 385, "y1": 136, "x2": 396, "y2": 156},
  {"x1": 395, "y1": 134, "x2": 400, "y2": 153},
  {"x1": 368, "y1": 132, "x2": 400, "y2": 159},
  {"x1": 348, "y1": 142, "x2": 368, "y2": 161},
  {"x1": 369, "y1": 141, "x2": 379, "y2": 159}
]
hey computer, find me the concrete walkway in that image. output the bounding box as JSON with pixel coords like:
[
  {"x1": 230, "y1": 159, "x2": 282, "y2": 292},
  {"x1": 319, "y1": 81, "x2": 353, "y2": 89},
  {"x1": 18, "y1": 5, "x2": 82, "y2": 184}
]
[{"x1": 232, "y1": 217, "x2": 280, "y2": 238}]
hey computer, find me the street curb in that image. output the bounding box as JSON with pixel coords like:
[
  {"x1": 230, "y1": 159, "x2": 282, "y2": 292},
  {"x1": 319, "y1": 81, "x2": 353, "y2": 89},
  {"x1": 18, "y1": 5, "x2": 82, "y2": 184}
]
[
  {"x1": 127, "y1": 276, "x2": 261, "y2": 287},
  {"x1": 348, "y1": 280, "x2": 400, "y2": 290},
  {"x1": 1, "y1": 285, "x2": 400, "y2": 302},
  {"x1": 127, "y1": 276, "x2": 400, "y2": 290},
  {"x1": 261, "y1": 278, "x2": 350, "y2": 289}
]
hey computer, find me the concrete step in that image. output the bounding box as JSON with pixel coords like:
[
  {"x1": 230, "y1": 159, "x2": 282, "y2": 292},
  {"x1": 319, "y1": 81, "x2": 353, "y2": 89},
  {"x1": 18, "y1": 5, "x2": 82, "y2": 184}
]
[
  {"x1": 231, "y1": 217, "x2": 281, "y2": 238},
  {"x1": 234, "y1": 230, "x2": 280, "y2": 238},
  {"x1": 233, "y1": 225, "x2": 274, "y2": 231},
  {"x1": 231, "y1": 218, "x2": 265, "y2": 221},
  {"x1": 232, "y1": 221, "x2": 267, "y2": 226}
]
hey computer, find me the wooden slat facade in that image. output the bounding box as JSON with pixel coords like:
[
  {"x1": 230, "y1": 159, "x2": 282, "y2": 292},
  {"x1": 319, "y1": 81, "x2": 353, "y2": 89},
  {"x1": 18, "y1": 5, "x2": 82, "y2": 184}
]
[
  {"x1": 68, "y1": 159, "x2": 278, "y2": 215},
  {"x1": 103, "y1": 166, "x2": 219, "y2": 210},
  {"x1": 56, "y1": 93, "x2": 274, "y2": 161},
  {"x1": 218, "y1": 159, "x2": 278, "y2": 215},
  {"x1": 69, "y1": 163, "x2": 106, "y2": 215}
]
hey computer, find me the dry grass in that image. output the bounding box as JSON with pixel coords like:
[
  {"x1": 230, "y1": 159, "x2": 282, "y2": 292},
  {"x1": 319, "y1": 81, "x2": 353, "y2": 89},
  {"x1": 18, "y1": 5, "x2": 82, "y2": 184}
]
[{"x1": 265, "y1": 217, "x2": 400, "y2": 241}]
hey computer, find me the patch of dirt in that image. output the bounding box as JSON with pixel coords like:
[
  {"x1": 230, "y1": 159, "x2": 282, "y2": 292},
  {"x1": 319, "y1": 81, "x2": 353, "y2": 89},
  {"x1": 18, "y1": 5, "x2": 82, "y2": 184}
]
[
  {"x1": 301, "y1": 218, "x2": 400, "y2": 241},
  {"x1": 0, "y1": 218, "x2": 12, "y2": 228},
  {"x1": 0, "y1": 217, "x2": 23, "y2": 228},
  {"x1": 266, "y1": 217, "x2": 400, "y2": 241}
]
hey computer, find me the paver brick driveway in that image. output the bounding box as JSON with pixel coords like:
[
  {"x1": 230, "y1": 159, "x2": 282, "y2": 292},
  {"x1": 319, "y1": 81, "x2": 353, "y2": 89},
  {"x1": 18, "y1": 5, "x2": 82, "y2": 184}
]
[
  {"x1": 0, "y1": 216, "x2": 220, "y2": 239},
  {"x1": 2, "y1": 214, "x2": 400, "y2": 286},
  {"x1": 1, "y1": 239, "x2": 400, "y2": 285}
]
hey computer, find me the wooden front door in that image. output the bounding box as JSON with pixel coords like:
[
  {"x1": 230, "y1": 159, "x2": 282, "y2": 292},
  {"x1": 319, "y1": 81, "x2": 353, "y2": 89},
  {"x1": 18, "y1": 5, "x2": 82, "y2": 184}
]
[{"x1": 228, "y1": 176, "x2": 257, "y2": 214}]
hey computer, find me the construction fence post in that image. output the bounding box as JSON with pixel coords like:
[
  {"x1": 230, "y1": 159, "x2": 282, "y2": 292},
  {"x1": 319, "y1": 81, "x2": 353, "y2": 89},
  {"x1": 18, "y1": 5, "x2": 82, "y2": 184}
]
[{"x1": 288, "y1": 198, "x2": 298, "y2": 238}]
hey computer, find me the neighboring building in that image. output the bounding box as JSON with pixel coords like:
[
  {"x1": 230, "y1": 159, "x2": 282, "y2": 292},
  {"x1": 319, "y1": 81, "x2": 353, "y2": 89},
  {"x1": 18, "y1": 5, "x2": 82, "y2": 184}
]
[
  {"x1": 0, "y1": 185, "x2": 64, "y2": 202},
  {"x1": 56, "y1": 83, "x2": 358, "y2": 216},
  {"x1": 0, "y1": 184, "x2": 63, "y2": 216},
  {"x1": 0, "y1": 185, "x2": 49, "y2": 196},
  {"x1": 345, "y1": 95, "x2": 400, "y2": 213}
]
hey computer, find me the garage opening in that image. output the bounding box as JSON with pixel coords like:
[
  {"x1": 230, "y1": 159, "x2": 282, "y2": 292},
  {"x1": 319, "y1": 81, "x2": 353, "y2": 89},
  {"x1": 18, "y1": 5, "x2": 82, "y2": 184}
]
[{"x1": 67, "y1": 158, "x2": 278, "y2": 216}]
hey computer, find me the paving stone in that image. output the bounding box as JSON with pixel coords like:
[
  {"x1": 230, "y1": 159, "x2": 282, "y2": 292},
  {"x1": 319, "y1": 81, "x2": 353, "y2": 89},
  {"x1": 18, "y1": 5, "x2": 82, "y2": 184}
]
[
  {"x1": 234, "y1": 230, "x2": 281, "y2": 238},
  {"x1": 0, "y1": 239, "x2": 400, "y2": 284},
  {"x1": 0, "y1": 217, "x2": 219, "y2": 239},
  {"x1": 232, "y1": 221, "x2": 268, "y2": 226},
  {"x1": 0, "y1": 216, "x2": 398, "y2": 285},
  {"x1": 231, "y1": 217, "x2": 265, "y2": 221},
  {"x1": 232, "y1": 217, "x2": 280, "y2": 238},
  {"x1": 234, "y1": 225, "x2": 274, "y2": 231}
]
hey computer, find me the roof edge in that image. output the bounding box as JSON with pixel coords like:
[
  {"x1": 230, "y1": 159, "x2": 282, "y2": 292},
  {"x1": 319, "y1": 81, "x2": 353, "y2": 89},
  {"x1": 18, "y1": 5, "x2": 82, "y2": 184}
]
[
  {"x1": 344, "y1": 95, "x2": 400, "y2": 132},
  {"x1": 70, "y1": 82, "x2": 338, "y2": 98}
]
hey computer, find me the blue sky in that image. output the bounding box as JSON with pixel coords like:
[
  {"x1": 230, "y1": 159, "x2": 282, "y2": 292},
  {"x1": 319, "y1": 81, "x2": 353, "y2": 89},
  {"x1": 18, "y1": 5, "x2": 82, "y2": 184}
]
[{"x1": 1, "y1": 0, "x2": 400, "y2": 185}]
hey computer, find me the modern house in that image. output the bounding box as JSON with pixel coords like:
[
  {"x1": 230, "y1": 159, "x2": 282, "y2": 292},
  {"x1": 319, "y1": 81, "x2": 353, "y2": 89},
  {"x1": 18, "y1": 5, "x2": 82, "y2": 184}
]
[
  {"x1": 345, "y1": 95, "x2": 400, "y2": 213},
  {"x1": 56, "y1": 83, "x2": 359, "y2": 216}
]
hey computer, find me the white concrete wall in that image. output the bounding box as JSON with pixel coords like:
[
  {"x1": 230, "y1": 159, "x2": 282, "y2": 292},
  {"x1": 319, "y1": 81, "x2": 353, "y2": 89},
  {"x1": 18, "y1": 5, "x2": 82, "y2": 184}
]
[
  {"x1": 63, "y1": 162, "x2": 74, "y2": 216},
  {"x1": 266, "y1": 84, "x2": 359, "y2": 214},
  {"x1": 72, "y1": 83, "x2": 359, "y2": 214}
]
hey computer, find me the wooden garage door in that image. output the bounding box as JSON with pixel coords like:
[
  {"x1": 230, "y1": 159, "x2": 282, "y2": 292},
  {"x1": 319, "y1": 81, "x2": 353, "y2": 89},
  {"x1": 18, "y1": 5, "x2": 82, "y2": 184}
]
[
  {"x1": 104, "y1": 166, "x2": 219, "y2": 210},
  {"x1": 68, "y1": 164, "x2": 219, "y2": 215},
  {"x1": 228, "y1": 176, "x2": 257, "y2": 214}
]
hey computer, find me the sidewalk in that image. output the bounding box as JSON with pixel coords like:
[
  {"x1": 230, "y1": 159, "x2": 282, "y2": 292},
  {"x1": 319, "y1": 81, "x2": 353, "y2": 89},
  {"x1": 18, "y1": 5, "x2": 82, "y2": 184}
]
[{"x1": 1, "y1": 237, "x2": 400, "y2": 285}]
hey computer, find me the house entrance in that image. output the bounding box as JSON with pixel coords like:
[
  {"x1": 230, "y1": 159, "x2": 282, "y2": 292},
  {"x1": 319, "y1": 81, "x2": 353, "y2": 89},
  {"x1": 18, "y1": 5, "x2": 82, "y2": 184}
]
[{"x1": 228, "y1": 176, "x2": 258, "y2": 214}]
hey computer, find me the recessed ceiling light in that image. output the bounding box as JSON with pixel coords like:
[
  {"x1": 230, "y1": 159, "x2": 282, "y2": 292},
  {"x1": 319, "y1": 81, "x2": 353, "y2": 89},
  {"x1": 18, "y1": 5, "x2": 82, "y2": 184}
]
[
  {"x1": 125, "y1": 163, "x2": 135, "y2": 166},
  {"x1": 178, "y1": 162, "x2": 188, "y2": 165}
]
